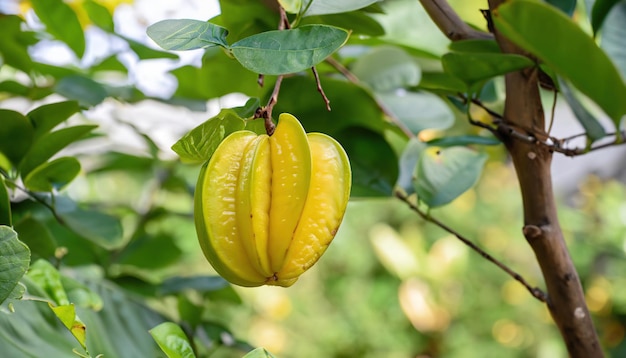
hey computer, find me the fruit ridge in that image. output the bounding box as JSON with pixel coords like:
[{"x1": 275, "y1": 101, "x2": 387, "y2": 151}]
[{"x1": 194, "y1": 113, "x2": 351, "y2": 287}]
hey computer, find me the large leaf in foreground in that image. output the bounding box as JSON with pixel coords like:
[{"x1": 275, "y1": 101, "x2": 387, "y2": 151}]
[
  {"x1": 147, "y1": 19, "x2": 229, "y2": 50},
  {"x1": 493, "y1": 0, "x2": 626, "y2": 125},
  {"x1": 0, "y1": 226, "x2": 30, "y2": 305},
  {"x1": 230, "y1": 25, "x2": 349, "y2": 75}
]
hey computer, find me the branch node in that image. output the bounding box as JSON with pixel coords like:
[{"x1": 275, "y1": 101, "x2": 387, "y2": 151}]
[{"x1": 522, "y1": 225, "x2": 542, "y2": 240}]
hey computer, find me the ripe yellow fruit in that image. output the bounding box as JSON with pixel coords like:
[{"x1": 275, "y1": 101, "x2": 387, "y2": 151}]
[{"x1": 194, "y1": 113, "x2": 351, "y2": 287}]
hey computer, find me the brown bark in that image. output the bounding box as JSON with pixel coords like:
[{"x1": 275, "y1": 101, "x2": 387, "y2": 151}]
[{"x1": 420, "y1": 0, "x2": 604, "y2": 355}]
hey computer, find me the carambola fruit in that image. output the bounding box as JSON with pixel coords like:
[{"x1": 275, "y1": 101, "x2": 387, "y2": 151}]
[{"x1": 194, "y1": 113, "x2": 352, "y2": 287}]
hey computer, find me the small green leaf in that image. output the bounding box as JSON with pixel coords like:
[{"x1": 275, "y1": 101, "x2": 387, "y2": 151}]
[
  {"x1": 150, "y1": 322, "x2": 196, "y2": 358},
  {"x1": 23, "y1": 157, "x2": 81, "y2": 192},
  {"x1": 559, "y1": 79, "x2": 607, "y2": 142},
  {"x1": 27, "y1": 259, "x2": 69, "y2": 305},
  {"x1": 377, "y1": 91, "x2": 454, "y2": 134},
  {"x1": 147, "y1": 19, "x2": 228, "y2": 50},
  {"x1": 591, "y1": 0, "x2": 622, "y2": 33},
  {"x1": 27, "y1": 101, "x2": 81, "y2": 141},
  {"x1": 0, "y1": 16, "x2": 35, "y2": 73},
  {"x1": 0, "y1": 178, "x2": 11, "y2": 226},
  {"x1": 123, "y1": 36, "x2": 180, "y2": 60},
  {"x1": 0, "y1": 109, "x2": 34, "y2": 167},
  {"x1": 302, "y1": 11, "x2": 386, "y2": 37},
  {"x1": 396, "y1": 138, "x2": 427, "y2": 195},
  {"x1": 171, "y1": 108, "x2": 246, "y2": 164},
  {"x1": 157, "y1": 276, "x2": 229, "y2": 296},
  {"x1": 0, "y1": 226, "x2": 30, "y2": 305},
  {"x1": 14, "y1": 216, "x2": 57, "y2": 260},
  {"x1": 279, "y1": 0, "x2": 302, "y2": 13},
  {"x1": 243, "y1": 347, "x2": 277, "y2": 358},
  {"x1": 351, "y1": 46, "x2": 421, "y2": 92},
  {"x1": 303, "y1": 0, "x2": 381, "y2": 16},
  {"x1": 60, "y1": 275, "x2": 103, "y2": 310},
  {"x1": 49, "y1": 303, "x2": 87, "y2": 349},
  {"x1": 418, "y1": 72, "x2": 467, "y2": 94},
  {"x1": 230, "y1": 25, "x2": 349, "y2": 75},
  {"x1": 414, "y1": 146, "x2": 487, "y2": 207},
  {"x1": 55, "y1": 75, "x2": 108, "y2": 107},
  {"x1": 426, "y1": 135, "x2": 501, "y2": 147},
  {"x1": 442, "y1": 52, "x2": 534, "y2": 90},
  {"x1": 31, "y1": 0, "x2": 85, "y2": 57},
  {"x1": 19, "y1": 125, "x2": 97, "y2": 178},
  {"x1": 493, "y1": 0, "x2": 626, "y2": 125},
  {"x1": 233, "y1": 98, "x2": 262, "y2": 118},
  {"x1": 83, "y1": 0, "x2": 115, "y2": 32}
]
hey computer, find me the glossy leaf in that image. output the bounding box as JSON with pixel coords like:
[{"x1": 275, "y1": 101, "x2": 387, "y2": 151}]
[
  {"x1": 171, "y1": 108, "x2": 246, "y2": 164},
  {"x1": 426, "y1": 135, "x2": 501, "y2": 147},
  {"x1": 301, "y1": 11, "x2": 386, "y2": 36},
  {"x1": 414, "y1": 147, "x2": 487, "y2": 207},
  {"x1": 19, "y1": 125, "x2": 97, "y2": 178},
  {"x1": 150, "y1": 322, "x2": 196, "y2": 358},
  {"x1": 23, "y1": 157, "x2": 81, "y2": 192},
  {"x1": 351, "y1": 46, "x2": 421, "y2": 92},
  {"x1": 243, "y1": 347, "x2": 277, "y2": 358},
  {"x1": 591, "y1": 0, "x2": 622, "y2": 33},
  {"x1": 493, "y1": 0, "x2": 626, "y2": 124},
  {"x1": 147, "y1": 19, "x2": 228, "y2": 51},
  {"x1": 0, "y1": 178, "x2": 10, "y2": 226},
  {"x1": 0, "y1": 16, "x2": 35, "y2": 73},
  {"x1": 544, "y1": 0, "x2": 577, "y2": 15},
  {"x1": 303, "y1": 0, "x2": 381, "y2": 16},
  {"x1": 442, "y1": 52, "x2": 534, "y2": 89},
  {"x1": 83, "y1": 0, "x2": 115, "y2": 32},
  {"x1": 559, "y1": 79, "x2": 607, "y2": 142},
  {"x1": 377, "y1": 91, "x2": 455, "y2": 134},
  {"x1": 31, "y1": 0, "x2": 85, "y2": 57},
  {"x1": 599, "y1": 2, "x2": 626, "y2": 79},
  {"x1": 230, "y1": 25, "x2": 349, "y2": 75},
  {"x1": 55, "y1": 75, "x2": 108, "y2": 107},
  {"x1": 14, "y1": 216, "x2": 57, "y2": 260},
  {"x1": 396, "y1": 138, "x2": 427, "y2": 195},
  {"x1": 0, "y1": 226, "x2": 30, "y2": 305},
  {"x1": 0, "y1": 109, "x2": 33, "y2": 167},
  {"x1": 27, "y1": 101, "x2": 81, "y2": 142},
  {"x1": 418, "y1": 72, "x2": 467, "y2": 94}
]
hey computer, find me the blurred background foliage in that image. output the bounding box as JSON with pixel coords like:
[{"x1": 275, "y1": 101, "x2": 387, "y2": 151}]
[{"x1": 0, "y1": 0, "x2": 625, "y2": 357}]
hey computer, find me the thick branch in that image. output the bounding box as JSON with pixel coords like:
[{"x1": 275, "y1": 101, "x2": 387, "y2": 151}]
[
  {"x1": 419, "y1": 0, "x2": 492, "y2": 41},
  {"x1": 487, "y1": 1, "x2": 603, "y2": 356}
]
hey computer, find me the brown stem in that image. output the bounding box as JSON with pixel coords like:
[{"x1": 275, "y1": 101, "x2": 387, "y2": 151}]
[
  {"x1": 311, "y1": 66, "x2": 331, "y2": 111},
  {"x1": 395, "y1": 191, "x2": 547, "y2": 302},
  {"x1": 419, "y1": 0, "x2": 492, "y2": 41},
  {"x1": 486, "y1": 1, "x2": 603, "y2": 356}
]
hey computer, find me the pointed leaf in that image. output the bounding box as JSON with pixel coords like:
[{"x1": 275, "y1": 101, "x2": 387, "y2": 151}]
[
  {"x1": 230, "y1": 25, "x2": 349, "y2": 75},
  {"x1": 449, "y1": 39, "x2": 501, "y2": 53},
  {"x1": 49, "y1": 304, "x2": 87, "y2": 349},
  {"x1": 0, "y1": 109, "x2": 34, "y2": 167},
  {"x1": 377, "y1": 91, "x2": 454, "y2": 134},
  {"x1": 27, "y1": 101, "x2": 81, "y2": 142},
  {"x1": 147, "y1": 19, "x2": 228, "y2": 51},
  {"x1": 55, "y1": 75, "x2": 108, "y2": 107},
  {"x1": 559, "y1": 79, "x2": 607, "y2": 142},
  {"x1": 171, "y1": 108, "x2": 246, "y2": 164},
  {"x1": 19, "y1": 125, "x2": 97, "y2": 178},
  {"x1": 23, "y1": 157, "x2": 81, "y2": 192},
  {"x1": 442, "y1": 52, "x2": 534, "y2": 89},
  {"x1": 414, "y1": 147, "x2": 487, "y2": 207},
  {"x1": 599, "y1": 2, "x2": 626, "y2": 79},
  {"x1": 426, "y1": 135, "x2": 501, "y2": 147},
  {"x1": 243, "y1": 347, "x2": 277, "y2": 358},
  {"x1": 150, "y1": 322, "x2": 196, "y2": 358},
  {"x1": 83, "y1": 0, "x2": 115, "y2": 32},
  {"x1": 0, "y1": 178, "x2": 11, "y2": 226},
  {"x1": 493, "y1": 0, "x2": 626, "y2": 124},
  {"x1": 396, "y1": 138, "x2": 427, "y2": 195},
  {"x1": 0, "y1": 16, "x2": 35, "y2": 73},
  {"x1": 591, "y1": 0, "x2": 622, "y2": 33},
  {"x1": 27, "y1": 259, "x2": 70, "y2": 305},
  {"x1": 351, "y1": 46, "x2": 421, "y2": 92},
  {"x1": 303, "y1": 0, "x2": 381, "y2": 16},
  {"x1": 0, "y1": 226, "x2": 30, "y2": 305},
  {"x1": 31, "y1": 0, "x2": 85, "y2": 57}
]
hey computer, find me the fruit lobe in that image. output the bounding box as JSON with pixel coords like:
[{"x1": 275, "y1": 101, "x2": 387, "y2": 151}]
[{"x1": 194, "y1": 113, "x2": 351, "y2": 287}]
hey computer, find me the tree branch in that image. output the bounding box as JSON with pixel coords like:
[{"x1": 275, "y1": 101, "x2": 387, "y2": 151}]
[{"x1": 419, "y1": 0, "x2": 492, "y2": 41}]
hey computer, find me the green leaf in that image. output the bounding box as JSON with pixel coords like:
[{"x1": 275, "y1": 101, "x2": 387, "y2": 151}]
[
  {"x1": 49, "y1": 304, "x2": 87, "y2": 350},
  {"x1": 559, "y1": 79, "x2": 607, "y2": 142},
  {"x1": 280, "y1": 0, "x2": 302, "y2": 13},
  {"x1": 14, "y1": 216, "x2": 57, "y2": 260},
  {"x1": 335, "y1": 127, "x2": 399, "y2": 197},
  {"x1": 150, "y1": 322, "x2": 196, "y2": 358},
  {"x1": 59, "y1": 208, "x2": 123, "y2": 249},
  {"x1": 442, "y1": 52, "x2": 534, "y2": 90},
  {"x1": 493, "y1": 0, "x2": 626, "y2": 125},
  {"x1": 418, "y1": 72, "x2": 467, "y2": 94},
  {"x1": 23, "y1": 157, "x2": 81, "y2": 192},
  {"x1": 60, "y1": 275, "x2": 103, "y2": 311},
  {"x1": 243, "y1": 347, "x2": 277, "y2": 358},
  {"x1": 599, "y1": 2, "x2": 626, "y2": 79},
  {"x1": 0, "y1": 226, "x2": 30, "y2": 305},
  {"x1": 0, "y1": 178, "x2": 11, "y2": 227},
  {"x1": 544, "y1": 0, "x2": 577, "y2": 16},
  {"x1": 157, "y1": 276, "x2": 229, "y2": 296},
  {"x1": 115, "y1": 233, "x2": 182, "y2": 270},
  {"x1": 55, "y1": 75, "x2": 108, "y2": 107},
  {"x1": 27, "y1": 101, "x2": 81, "y2": 142},
  {"x1": 0, "y1": 109, "x2": 34, "y2": 167},
  {"x1": 396, "y1": 138, "x2": 427, "y2": 195},
  {"x1": 0, "y1": 16, "x2": 35, "y2": 73},
  {"x1": 147, "y1": 19, "x2": 228, "y2": 51},
  {"x1": 301, "y1": 11, "x2": 386, "y2": 37},
  {"x1": 215, "y1": 0, "x2": 278, "y2": 43},
  {"x1": 414, "y1": 146, "x2": 487, "y2": 207},
  {"x1": 591, "y1": 0, "x2": 622, "y2": 33},
  {"x1": 351, "y1": 46, "x2": 421, "y2": 92},
  {"x1": 171, "y1": 48, "x2": 262, "y2": 100},
  {"x1": 27, "y1": 259, "x2": 70, "y2": 305},
  {"x1": 449, "y1": 39, "x2": 501, "y2": 53},
  {"x1": 230, "y1": 25, "x2": 349, "y2": 75},
  {"x1": 377, "y1": 91, "x2": 455, "y2": 134},
  {"x1": 171, "y1": 109, "x2": 246, "y2": 164},
  {"x1": 19, "y1": 125, "x2": 97, "y2": 178},
  {"x1": 123, "y1": 36, "x2": 180, "y2": 60},
  {"x1": 426, "y1": 135, "x2": 501, "y2": 147},
  {"x1": 303, "y1": 0, "x2": 381, "y2": 16},
  {"x1": 83, "y1": 0, "x2": 115, "y2": 32},
  {"x1": 31, "y1": 0, "x2": 85, "y2": 58}
]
